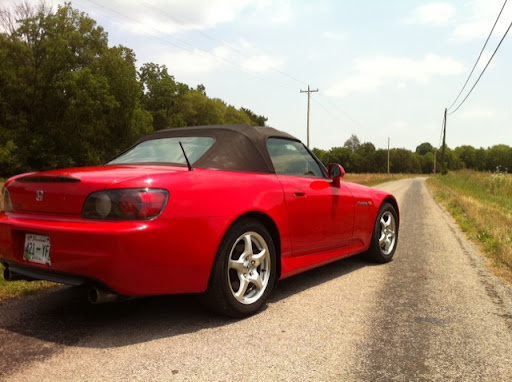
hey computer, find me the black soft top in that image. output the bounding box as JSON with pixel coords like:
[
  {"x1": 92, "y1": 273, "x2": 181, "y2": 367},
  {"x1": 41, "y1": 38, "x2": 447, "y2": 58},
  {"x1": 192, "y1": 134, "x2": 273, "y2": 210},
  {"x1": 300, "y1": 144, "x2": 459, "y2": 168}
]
[{"x1": 136, "y1": 124, "x2": 300, "y2": 173}]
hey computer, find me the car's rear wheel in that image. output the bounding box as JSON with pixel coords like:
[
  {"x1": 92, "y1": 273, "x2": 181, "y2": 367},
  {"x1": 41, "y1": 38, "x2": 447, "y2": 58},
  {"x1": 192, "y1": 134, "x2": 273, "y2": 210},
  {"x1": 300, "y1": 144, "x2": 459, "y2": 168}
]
[
  {"x1": 367, "y1": 203, "x2": 398, "y2": 263},
  {"x1": 201, "y1": 218, "x2": 277, "y2": 317}
]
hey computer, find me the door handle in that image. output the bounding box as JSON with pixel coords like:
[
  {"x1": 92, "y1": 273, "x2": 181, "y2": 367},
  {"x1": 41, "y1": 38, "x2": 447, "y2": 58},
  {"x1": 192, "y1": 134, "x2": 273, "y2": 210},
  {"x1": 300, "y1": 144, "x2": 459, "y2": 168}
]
[{"x1": 294, "y1": 191, "x2": 306, "y2": 197}]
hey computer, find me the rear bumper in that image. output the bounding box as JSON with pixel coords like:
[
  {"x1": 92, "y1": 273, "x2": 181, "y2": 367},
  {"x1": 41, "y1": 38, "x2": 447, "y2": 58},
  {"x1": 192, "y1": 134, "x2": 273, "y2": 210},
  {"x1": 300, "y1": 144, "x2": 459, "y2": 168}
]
[{"x1": 0, "y1": 212, "x2": 230, "y2": 296}]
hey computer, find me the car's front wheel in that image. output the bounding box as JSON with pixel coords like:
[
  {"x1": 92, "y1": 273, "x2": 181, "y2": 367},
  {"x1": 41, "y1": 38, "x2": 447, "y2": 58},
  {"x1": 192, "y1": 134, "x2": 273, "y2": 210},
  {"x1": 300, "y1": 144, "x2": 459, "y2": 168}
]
[
  {"x1": 367, "y1": 203, "x2": 399, "y2": 263},
  {"x1": 201, "y1": 218, "x2": 277, "y2": 317}
]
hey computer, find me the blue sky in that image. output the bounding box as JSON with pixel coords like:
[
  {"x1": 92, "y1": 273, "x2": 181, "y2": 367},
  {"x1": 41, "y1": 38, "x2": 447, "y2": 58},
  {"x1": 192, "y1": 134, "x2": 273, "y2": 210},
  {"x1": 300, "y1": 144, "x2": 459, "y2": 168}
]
[{"x1": 5, "y1": 0, "x2": 512, "y2": 151}]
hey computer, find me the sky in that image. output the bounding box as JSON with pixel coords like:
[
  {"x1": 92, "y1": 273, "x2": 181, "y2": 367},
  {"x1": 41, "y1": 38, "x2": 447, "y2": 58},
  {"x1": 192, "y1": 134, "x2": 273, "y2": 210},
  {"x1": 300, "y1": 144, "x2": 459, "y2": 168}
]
[{"x1": 3, "y1": 0, "x2": 512, "y2": 151}]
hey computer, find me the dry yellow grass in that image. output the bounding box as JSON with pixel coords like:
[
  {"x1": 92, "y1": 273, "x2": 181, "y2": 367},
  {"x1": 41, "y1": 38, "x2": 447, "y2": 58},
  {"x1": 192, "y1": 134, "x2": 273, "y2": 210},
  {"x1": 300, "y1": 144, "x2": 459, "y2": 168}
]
[
  {"x1": 428, "y1": 171, "x2": 512, "y2": 284},
  {"x1": 344, "y1": 173, "x2": 417, "y2": 187}
]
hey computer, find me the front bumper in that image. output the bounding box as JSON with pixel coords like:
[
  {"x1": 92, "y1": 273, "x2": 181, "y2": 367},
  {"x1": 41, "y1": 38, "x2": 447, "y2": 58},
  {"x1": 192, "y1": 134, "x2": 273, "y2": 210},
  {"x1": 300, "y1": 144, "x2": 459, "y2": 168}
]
[{"x1": 0, "y1": 212, "x2": 229, "y2": 296}]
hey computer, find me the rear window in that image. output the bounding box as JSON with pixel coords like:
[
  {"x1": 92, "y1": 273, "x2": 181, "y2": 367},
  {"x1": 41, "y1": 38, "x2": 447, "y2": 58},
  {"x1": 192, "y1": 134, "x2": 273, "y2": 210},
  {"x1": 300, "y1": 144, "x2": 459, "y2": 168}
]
[{"x1": 109, "y1": 137, "x2": 215, "y2": 165}]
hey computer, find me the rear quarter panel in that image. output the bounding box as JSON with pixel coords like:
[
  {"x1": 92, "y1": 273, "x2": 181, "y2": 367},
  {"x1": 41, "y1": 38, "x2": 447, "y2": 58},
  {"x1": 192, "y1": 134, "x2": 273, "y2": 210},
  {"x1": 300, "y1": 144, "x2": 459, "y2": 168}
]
[
  {"x1": 110, "y1": 168, "x2": 292, "y2": 270},
  {"x1": 343, "y1": 182, "x2": 399, "y2": 250}
]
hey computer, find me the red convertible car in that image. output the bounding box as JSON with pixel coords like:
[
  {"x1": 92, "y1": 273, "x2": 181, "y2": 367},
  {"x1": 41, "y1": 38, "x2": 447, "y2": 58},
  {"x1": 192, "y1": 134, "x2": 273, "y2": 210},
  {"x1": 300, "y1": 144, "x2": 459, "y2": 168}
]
[{"x1": 0, "y1": 124, "x2": 398, "y2": 317}]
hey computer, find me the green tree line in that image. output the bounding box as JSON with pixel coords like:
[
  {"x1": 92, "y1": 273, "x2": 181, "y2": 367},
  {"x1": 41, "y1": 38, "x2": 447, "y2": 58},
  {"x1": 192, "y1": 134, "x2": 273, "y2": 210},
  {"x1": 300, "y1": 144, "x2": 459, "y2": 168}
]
[
  {"x1": 0, "y1": 2, "x2": 267, "y2": 177},
  {"x1": 313, "y1": 135, "x2": 512, "y2": 174}
]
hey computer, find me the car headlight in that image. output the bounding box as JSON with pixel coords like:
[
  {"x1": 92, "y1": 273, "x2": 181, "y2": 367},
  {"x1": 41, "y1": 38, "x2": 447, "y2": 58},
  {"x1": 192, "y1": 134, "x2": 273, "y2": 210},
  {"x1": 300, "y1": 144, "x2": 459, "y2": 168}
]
[
  {"x1": 2, "y1": 186, "x2": 13, "y2": 212},
  {"x1": 82, "y1": 189, "x2": 168, "y2": 220}
]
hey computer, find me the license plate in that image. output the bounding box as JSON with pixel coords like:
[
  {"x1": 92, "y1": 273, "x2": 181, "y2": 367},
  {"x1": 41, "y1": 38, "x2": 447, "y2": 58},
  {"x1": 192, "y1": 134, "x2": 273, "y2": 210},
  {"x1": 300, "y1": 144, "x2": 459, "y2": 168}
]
[{"x1": 24, "y1": 234, "x2": 51, "y2": 265}]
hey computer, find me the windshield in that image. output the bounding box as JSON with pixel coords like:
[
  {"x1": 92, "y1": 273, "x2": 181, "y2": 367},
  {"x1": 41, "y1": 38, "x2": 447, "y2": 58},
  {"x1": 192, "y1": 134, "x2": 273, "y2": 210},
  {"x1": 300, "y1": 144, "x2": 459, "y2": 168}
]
[{"x1": 109, "y1": 137, "x2": 215, "y2": 165}]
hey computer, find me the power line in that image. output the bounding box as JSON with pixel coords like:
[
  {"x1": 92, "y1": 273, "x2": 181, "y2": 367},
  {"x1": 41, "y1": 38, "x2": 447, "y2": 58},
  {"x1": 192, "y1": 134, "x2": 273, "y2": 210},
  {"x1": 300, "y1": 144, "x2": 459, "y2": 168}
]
[
  {"x1": 135, "y1": 0, "x2": 309, "y2": 86},
  {"x1": 448, "y1": 18, "x2": 512, "y2": 115},
  {"x1": 447, "y1": 0, "x2": 508, "y2": 111},
  {"x1": 79, "y1": 0, "x2": 300, "y2": 93},
  {"x1": 311, "y1": 96, "x2": 367, "y2": 136},
  {"x1": 316, "y1": 95, "x2": 367, "y2": 130}
]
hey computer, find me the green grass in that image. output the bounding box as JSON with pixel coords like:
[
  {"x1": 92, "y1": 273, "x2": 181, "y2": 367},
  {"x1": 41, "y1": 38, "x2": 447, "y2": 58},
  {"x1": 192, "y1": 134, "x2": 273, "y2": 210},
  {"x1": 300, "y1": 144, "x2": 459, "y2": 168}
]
[
  {"x1": 0, "y1": 264, "x2": 55, "y2": 302},
  {"x1": 427, "y1": 170, "x2": 512, "y2": 284}
]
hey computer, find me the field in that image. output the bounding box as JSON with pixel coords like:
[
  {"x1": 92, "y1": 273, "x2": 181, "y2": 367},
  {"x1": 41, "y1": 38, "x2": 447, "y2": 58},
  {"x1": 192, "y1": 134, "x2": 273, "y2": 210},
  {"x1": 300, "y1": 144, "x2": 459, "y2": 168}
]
[
  {"x1": 427, "y1": 170, "x2": 512, "y2": 283},
  {"x1": 344, "y1": 173, "x2": 415, "y2": 186}
]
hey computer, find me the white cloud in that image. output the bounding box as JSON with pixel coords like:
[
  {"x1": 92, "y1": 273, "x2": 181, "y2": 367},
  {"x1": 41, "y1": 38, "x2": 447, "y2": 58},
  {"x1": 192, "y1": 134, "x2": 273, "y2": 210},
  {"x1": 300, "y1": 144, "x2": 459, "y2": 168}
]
[
  {"x1": 159, "y1": 42, "x2": 283, "y2": 76},
  {"x1": 458, "y1": 108, "x2": 496, "y2": 119},
  {"x1": 450, "y1": 0, "x2": 512, "y2": 41},
  {"x1": 85, "y1": 0, "x2": 294, "y2": 36},
  {"x1": 452, "y1": 21, "x2": 491, "y2": 41},
  {"x1": 253, "y1": 0, "x2": 293, "y2": 24},
  {"x1": 111, "y1": 0, "x2": 253, "y2": 35},
  {"x1": 161, "y1": 49, "x2": 225, "y2": 75},
  {"x1": 405, "y1": 2, "x2": 456, "y2": 25},
  {"x1": 321, "y1": 31, "x2": 347, "y2": 41},
  {"x1": 6, "y1": 0, "x2": 255, "y2": 35},
  {"x1": 243, "y1": 55, "x2": 284, "y2": 72},
  {"x1": 326, "y1": 55, "x2": 465, "y2": 96}
]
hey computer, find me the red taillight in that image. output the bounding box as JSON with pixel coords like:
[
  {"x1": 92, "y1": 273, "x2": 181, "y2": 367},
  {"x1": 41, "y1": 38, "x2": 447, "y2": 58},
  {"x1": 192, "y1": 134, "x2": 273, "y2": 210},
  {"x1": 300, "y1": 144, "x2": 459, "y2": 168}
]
[
  {"x1": 119, "y1": 193, "x2": 141, "y2": 218},
  {"x1": 83, "y1": 189, "x2": 168, "y2": 220},
  {"x1": 138, "y1": 191, "x2": 167, "y2": 218}
]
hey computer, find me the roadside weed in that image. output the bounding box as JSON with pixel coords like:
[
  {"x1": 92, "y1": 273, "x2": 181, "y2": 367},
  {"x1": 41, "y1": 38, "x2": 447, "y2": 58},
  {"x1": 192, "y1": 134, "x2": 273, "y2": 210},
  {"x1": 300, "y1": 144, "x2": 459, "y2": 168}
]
[{"x1": 428, "y1": 170, "x2": 512, "y2": 284}]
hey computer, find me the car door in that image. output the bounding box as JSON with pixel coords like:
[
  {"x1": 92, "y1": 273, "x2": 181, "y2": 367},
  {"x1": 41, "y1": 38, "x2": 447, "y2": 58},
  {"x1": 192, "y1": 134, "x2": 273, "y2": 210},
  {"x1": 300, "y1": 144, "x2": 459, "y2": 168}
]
[{"x1": 266, "y1": 138, "x2": 354, "y2": 257}]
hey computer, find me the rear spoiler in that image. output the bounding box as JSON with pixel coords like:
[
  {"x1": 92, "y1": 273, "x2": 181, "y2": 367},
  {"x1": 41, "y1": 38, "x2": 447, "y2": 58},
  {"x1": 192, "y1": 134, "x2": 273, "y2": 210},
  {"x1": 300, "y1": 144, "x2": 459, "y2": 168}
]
[{"x1": 16, "y1": 175, "x2": 81, "y2": 183}]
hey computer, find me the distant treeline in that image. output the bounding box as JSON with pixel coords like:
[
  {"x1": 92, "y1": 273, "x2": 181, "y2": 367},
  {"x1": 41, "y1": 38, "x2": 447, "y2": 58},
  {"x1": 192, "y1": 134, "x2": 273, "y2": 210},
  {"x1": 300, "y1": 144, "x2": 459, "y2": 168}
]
[
  {"x1": 0, "y1": 3, "x2": 267, "y2": 177},
  {"x1": 313, "y1": 135, "x2": 512, "y2": 174},
  {"x1": 1, "y1": 4, "x2": 510, "y2": 178}
]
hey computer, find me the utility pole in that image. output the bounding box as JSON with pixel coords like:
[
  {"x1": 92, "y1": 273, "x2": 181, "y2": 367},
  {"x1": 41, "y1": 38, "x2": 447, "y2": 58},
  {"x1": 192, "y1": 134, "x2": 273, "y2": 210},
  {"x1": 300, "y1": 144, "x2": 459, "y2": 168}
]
[
  {"x1": 300, "y1": 85, "x2": 318, "y2": 148},
  {"x1": 433, "y1": 149, "x2": 437, "y2": 174},
  {"x1": 387, "y1": 137, "x2": 390, "y2": 174},
  {"x1": 440, "y1": 108, "x2": 447, "y2": 174}
]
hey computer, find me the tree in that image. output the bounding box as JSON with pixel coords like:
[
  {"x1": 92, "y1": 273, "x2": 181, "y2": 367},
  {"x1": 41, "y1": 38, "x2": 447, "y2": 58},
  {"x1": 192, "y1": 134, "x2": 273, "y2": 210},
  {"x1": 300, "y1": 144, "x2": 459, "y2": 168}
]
[
  {"x1": 0, "y1": 2, "x2": 150, "y2": 175},
  {"x1": 139, "y1": 63, "x2": 182, "y2": 131},
  {"x1": 241, "y1": 107, "x2": 268, "y2": 126},
  {"x1": 390, "y1": 149, "x2": 421, "y2": 173},
  {"x1": 344, "y1": 134, "x2": 361, "y2": 153},
  {"x1": 418, "y1": 152, "x2": 435, "y2": 174},
  {"x1": 325, "y1": 147, "x2": 353, "y2": 171},
  {"x1": 454, "y1": 145, "x2": 477, "y2": 169},
  {"x1": 415, "y1": 142, "x2": 434, "y2": 156},
  {"x1": 354, "y1": 142, "x2": 376, "y2": 172},
  {"x1": 486, "y1": 144, "x2": 512, "y2": 172},
  {"x1": 312, "y1": 148, "x2": 327, "y2": 164}
]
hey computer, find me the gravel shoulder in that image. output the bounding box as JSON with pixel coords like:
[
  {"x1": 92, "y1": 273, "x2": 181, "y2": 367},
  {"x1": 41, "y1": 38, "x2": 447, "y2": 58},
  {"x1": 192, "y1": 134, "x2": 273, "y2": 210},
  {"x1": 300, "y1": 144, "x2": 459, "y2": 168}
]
[{"x1": 1, "y1": 178, "x2": 512, "y2": 381}]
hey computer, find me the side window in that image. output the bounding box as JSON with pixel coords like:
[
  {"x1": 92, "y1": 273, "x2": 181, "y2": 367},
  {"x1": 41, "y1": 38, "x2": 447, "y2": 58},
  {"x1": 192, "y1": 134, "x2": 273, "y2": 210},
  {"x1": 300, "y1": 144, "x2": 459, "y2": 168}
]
[{"x1": 266, "y1": 138, "x2": 324, "y2": 177}]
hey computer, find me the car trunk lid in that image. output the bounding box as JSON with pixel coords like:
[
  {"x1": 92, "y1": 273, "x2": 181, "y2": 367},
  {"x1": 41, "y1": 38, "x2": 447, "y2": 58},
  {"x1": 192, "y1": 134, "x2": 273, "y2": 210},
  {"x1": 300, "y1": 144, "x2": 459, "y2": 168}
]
[{"x1": 7, "y1": 165, "x2": 181, "y2": 215}]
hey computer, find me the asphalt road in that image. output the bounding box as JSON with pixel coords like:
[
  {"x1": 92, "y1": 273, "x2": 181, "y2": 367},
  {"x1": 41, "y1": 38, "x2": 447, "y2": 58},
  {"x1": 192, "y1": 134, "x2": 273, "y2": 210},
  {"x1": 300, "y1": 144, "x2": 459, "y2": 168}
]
[{"x1": 1, "y1": 178, "x2": 512, "y2": 381}]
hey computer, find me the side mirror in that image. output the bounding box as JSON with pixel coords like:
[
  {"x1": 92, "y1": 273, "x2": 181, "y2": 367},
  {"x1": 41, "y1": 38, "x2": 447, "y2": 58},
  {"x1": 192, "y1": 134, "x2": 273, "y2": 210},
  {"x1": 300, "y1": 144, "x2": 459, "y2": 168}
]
[{"x1": 328, "y1": 163, "x2": 345, "y2": 187}]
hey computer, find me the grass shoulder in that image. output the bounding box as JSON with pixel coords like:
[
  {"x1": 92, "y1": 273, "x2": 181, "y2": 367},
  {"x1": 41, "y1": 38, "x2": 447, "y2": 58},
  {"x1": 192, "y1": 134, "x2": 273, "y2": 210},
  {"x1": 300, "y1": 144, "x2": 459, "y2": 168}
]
[
  {"x1": 427, "y1": 170, "x2": 512, "y2": 284},
  {"x1": 0, "y1": 264, "x2": 55, "y2": 302}
]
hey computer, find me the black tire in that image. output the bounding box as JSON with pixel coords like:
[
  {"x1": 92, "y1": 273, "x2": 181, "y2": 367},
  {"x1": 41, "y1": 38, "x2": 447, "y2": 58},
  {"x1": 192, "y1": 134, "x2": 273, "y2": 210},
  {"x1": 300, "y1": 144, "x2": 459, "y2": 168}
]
[
  {"x1": 367, "y1": 203, "x2": 399, "y2": 263},
  {"x1": 201, "y1": 218, "x2": 277, "y2": 318}
]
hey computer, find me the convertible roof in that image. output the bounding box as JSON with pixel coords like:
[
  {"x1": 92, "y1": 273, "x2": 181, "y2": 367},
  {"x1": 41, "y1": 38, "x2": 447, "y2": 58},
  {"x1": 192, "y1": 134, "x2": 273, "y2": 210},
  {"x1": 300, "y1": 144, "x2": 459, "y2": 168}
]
[{"x1": 137, "y1": 124, "x2": 300, "y2": 173}]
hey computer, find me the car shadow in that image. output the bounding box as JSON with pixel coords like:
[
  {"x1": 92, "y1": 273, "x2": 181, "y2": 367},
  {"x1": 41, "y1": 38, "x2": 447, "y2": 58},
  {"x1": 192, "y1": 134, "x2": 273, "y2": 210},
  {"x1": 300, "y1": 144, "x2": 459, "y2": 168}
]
[{"x1": 0, "y1": 255, "x2": 371, "y2": 350}]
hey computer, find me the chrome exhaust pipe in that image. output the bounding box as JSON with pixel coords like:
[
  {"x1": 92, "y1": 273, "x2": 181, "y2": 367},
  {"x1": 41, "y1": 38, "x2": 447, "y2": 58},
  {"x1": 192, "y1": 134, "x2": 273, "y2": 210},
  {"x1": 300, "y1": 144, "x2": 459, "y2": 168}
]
[{"x1": 88, "y1": 287, "x2": 120, "y2": 304}]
